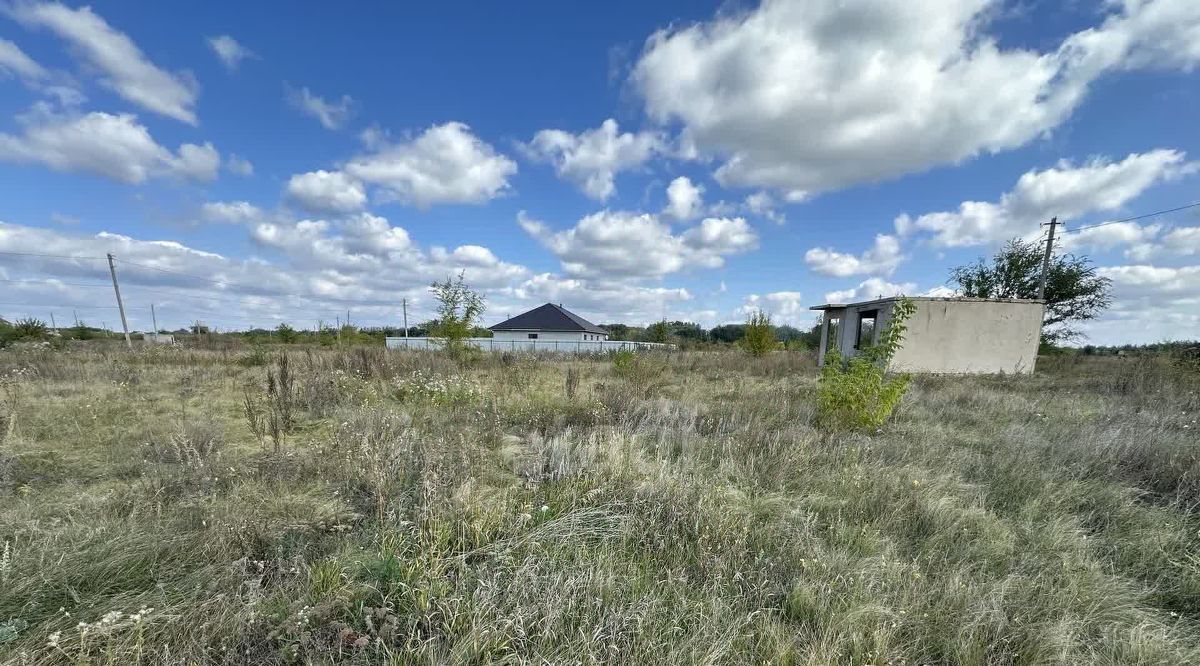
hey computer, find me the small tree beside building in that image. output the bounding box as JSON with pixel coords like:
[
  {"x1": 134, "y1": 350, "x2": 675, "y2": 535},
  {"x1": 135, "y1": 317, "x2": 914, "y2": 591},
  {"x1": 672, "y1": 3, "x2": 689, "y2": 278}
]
[
  {"x1": 430, "y1": 272, "x2": 485, "y2": 351},
  {"x1": 949, "y1": 238, "x2": 1112, "y2": 344}
]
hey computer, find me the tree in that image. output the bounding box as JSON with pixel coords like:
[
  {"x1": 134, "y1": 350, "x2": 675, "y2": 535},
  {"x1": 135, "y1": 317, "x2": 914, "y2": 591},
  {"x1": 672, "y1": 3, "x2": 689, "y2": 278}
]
[
  {"x1": 600, "y1": 323, "x2": 631, "y2": 341},
  {"x1": 275, "y1": 322, "x2": 299, "y2": 344},
  {"x1": 949, "y1": 238, "x2": 1112, "y2": 343},
  {"x1": 429, "y1": 272, "x2": 485, "y2": 349},
  {"x1": 13, "y1": 317, "x2": 48, "y2": 340},
  {"x1": 707, "y1": 324, "x2": 743, "y2": 344},
  {"x1": 645, "y1": 320, "x2": 670, "y2": 344},
  {"x1": 739, "y1": 310, "x2": 778, "y2": 357}
]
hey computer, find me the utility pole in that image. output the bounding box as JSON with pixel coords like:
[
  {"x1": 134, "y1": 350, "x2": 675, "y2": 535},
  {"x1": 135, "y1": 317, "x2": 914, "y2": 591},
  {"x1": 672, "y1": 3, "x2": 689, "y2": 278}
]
[
  {"x1": 151, "y1": 304, "x2": 159, "y2": 340},
  {"x1": 403, "y1": 298, "x2": 408, "y2": 338},
  {"x1": 1038, "y1": 217, "x2": 1059, "y2": 301},
  {"x1": 49, "y1": 312, "x2": 56, "y2": 332},
  {"x1": 73, "y1": 310, "x2": 79, "y2": 327},
  {"x1": 106, "y1": 253, "x2": 132, "y2": 349}
]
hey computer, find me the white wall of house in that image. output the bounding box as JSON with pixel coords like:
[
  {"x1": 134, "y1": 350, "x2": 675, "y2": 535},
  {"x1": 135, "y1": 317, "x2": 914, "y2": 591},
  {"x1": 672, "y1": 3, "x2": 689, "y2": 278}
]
[
  {"x1": 492, "y1": 330, "x2": 608, "y2": 342},
  {"x1": 385, "y1": 337, "x2": 663, "y2": 353}
]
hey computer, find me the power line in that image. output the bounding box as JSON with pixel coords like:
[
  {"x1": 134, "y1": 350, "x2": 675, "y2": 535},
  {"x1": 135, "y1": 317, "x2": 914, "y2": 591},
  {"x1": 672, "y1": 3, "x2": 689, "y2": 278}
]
[
  {"x1": 0, "y1": 300, "x2": 118, "y2": 310},
  {"x1": 0, "y1": 278, "x2": 112, "y2": 288},
  {"x1": 0, "y1": 250, "x2": 103, "y2": 261},
  {"x1": 1062, "y1": 202, "x2": 1200, "y2": 234}
]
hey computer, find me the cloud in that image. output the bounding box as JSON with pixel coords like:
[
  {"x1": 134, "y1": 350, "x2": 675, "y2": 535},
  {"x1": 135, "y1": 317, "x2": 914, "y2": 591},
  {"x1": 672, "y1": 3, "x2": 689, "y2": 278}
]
[
  {"x1": 523, "y1": 119, "x2": 663, "y2": 200},
  {"x1": 345, "y1": 122, "x2": 517, "y2": 207},
  {"x1": 0, "y1": 37, "x2": 47, "y2": 80},
  {"x1": 285, "y1": 170, "x2": 367, "y2": 214},
  {"x1": 1160, "y1": 227, "x2": 1200, "y2": 256},
  {"x1": 9, "y1": 2, "x2": 198, "y2": 124},
  {"x1": 286, "y1": 85, "x2": 355, "y2": 130},
  {"x1": 744, "y1": 191, "x2": 785, "y2": 225},
  {"x1": 664, "y1": 176, "x2": 704, "y2": 220},
  {"x1": 207, "y1": 35, "x2": 253, "y2": 71},
  {"x1": 805, "y1": 233, "x2": 904, "y2": 277},
  {"x1": 1081, "y1": 263, "x2": 1200, "y2": 344},
  {"x1": 520, "y1": 210, "x2": 756, "y2": 279},
  {"x1": 632, "y1": 0, "x2": 1200, "y2": 197},
  {"x1": 201, "y1": 201, "x2": 263, "y2": 224},
  {"x1": 738, "y1": 291, "x2": 807, "y2": 325},
  {"x1": 824, "y1": 277, "x2": 916, "y2": 304},
  {"x1": 0, "y1": 106, "x2": 218, "y2": 183},
  {"x1": 226, "y1": 153, "x2": 254, "y2": 177},
  {"x1": 0, "y1": 212, "x2": 534, "y2": 330},
  {"x1": 895, "y1": 149, "x2": 1192, "y2": 247}
]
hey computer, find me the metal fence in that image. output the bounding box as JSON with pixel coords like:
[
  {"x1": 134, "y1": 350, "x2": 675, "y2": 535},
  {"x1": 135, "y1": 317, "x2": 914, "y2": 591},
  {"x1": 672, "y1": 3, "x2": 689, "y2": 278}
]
[{"x1": 384, "y1": 337, "x2": 673, "y2": 353}]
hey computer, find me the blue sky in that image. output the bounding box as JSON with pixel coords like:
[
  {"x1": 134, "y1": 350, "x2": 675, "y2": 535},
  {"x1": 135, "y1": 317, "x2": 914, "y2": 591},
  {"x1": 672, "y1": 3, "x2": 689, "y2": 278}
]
[{"x1": 1, "y1": 0, "x2": 1198, "y2": 343}]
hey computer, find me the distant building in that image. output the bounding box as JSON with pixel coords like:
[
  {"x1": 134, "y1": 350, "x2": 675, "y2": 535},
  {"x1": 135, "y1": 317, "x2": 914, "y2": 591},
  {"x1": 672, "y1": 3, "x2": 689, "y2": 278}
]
[
  {"x1": 488, "y1": 303, "x2": 609, "y2": 343},
  {"x1": 810, "y1": 296, "x2": 1045, "y2": 374},
  {"x1": 384, "y1": 303, "x2": 671, "y2": 353},
  {"x1": 142, "y1": 333, "x2": 175, "y2": 345}
]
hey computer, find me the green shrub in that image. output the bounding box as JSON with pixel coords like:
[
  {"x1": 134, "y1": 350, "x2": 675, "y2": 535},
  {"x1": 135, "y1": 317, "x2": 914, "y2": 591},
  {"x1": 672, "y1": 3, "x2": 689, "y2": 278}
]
[
  {"x1": 610, "y1": 349, "x2": 667, "y2": 397},
  {"x1": 816, "y1": 297, "x2": 915, "y2": 431},
  {"x1": 739, "y1": 309, "x2": 778, "y2": 357},
  {"x1": 235, "y1": 346, "x2": 270, "y2": 367},
  {"x1": 275, "y1": 322, "x2": 300, "y2": 344}
]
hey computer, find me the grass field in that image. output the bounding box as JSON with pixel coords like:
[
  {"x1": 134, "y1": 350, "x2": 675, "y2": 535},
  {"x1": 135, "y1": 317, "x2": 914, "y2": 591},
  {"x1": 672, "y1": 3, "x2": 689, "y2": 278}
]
[{"x1": 1, "y1": 344, "x2": 1199, "y2": 664}]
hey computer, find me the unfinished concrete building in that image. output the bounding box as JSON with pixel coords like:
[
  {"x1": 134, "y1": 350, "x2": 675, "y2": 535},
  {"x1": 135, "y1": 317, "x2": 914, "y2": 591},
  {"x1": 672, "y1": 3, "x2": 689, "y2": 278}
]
[{"x1": 810, "y1": 297, "x2": 1045, "y2": 374}]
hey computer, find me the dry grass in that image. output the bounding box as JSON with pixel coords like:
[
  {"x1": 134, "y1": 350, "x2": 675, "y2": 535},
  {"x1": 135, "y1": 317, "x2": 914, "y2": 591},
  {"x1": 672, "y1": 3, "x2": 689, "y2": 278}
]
[{"x1": 0, "y1": 344, "x2": 1198, "y2": 664}]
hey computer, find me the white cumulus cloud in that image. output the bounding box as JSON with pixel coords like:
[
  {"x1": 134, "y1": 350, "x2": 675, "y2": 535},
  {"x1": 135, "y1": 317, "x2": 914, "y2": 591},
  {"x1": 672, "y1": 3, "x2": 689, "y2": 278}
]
[
  {"x1": 738, "y1": 291, "x2": 807, "y2": 325},
  {"x1": 519, "y1": 210, "x2": 756, "y2": 279},
  {"x1": 664, "y1": 176, "x2": 704, "y2": 220},
  {"x1": 633, "y1": 0, "x2": 1200, "y2": 197},
  {"x1": 805, "y1": 234, "x2": 904, "y2": 277},
  {"x1": 824, "y1": 277, "x2": 916, "y2": 304},
  {"x1": 345, "y1": 122, "x2": 517, "y2": 208},
  {"x1": 895, "y1": 149, "x2": 1193, "y2": 247},
  {"x1": 0, "y1": 106, "x2": 218, "y2": 183},
  {"x1": 9, "y1": 2, "x2": 199, "y2": 124},
  {"x1": 201, "y1": 201, "x2": 263, "y2": 224},
  {"x1": 285, "y1": 170, "x2": 367, "y2": 214},
  {"x1": 523, "y1": 119, "x2": 664, "y2": 200}
]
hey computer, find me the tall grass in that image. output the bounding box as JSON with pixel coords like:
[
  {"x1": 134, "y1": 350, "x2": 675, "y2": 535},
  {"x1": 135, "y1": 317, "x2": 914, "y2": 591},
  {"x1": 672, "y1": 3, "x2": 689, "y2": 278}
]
[{"x1": 0, "y1": 345, "x2": 1197, "y2": 663}]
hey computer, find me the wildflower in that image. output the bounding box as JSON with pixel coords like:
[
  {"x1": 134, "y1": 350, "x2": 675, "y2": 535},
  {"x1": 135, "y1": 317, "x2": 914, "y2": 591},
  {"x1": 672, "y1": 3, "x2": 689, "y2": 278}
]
[
  {"x1": 46, "y1": 631, "x2": 61, "y2": 648},
  {"x1": 540, "y1": 505, "x2": 550, "y2": 513}
]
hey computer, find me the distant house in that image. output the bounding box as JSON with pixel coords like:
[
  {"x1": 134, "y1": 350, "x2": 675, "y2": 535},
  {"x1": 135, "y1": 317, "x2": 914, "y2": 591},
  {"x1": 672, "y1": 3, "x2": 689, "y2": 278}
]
[
  {"x1": 385, "y1": 303, "x2": 668, "y2": 353},
  {"x1": 810, "y1": 296, "x2": 1045, "y2": 374},
  {"x1": 489, "y1": 303, "x2": 609, "y2": 343},
  {"x1": 142, "y1": 332, "x2": 175, "y2": 345}
]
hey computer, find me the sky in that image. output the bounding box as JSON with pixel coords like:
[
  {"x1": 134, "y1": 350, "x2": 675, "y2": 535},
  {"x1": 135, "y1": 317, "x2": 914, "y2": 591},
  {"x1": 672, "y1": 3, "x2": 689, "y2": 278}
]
[{"x1": 0, "y1": 0, "x2": 1198, "y2": 344}]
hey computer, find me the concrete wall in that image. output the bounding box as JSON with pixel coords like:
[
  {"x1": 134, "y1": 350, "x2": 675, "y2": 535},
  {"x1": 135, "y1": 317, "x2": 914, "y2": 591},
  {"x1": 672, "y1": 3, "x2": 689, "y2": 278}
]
[
  {"x1": 890, "y1": 300, "x2": 1043, "y2": 374},
  {"x1": 818, "y1": 298, "x2": 1044, "y2": 374},
  {"x1": 492, "y1": 330, "x2": 607, "y2": 343}
]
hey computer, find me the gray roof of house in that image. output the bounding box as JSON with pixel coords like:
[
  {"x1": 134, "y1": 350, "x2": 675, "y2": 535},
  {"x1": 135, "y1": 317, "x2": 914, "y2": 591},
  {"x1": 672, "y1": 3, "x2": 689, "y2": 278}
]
[{"x1": 488, "y1": 303, "x2": 606, "y2": 334}]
